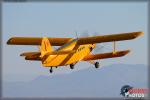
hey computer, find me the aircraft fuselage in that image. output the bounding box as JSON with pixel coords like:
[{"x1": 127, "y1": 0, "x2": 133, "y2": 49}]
[{"x1": 42, "y1": 39, "x2": 95, "y2": 67}]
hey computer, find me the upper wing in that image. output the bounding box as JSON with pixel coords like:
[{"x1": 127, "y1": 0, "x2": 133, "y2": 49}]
[
  {"x1": 77, "y1": 31, "x2": 143, "y2": 45},
  {"x1": 7, "y1": 37, "x2": 72, "y2": 46},
  {"x1": 83, "y1": 50, "x2": 130, "y2": 61},
  {"x1": 7, "y1": 31, "x2": 143, "y2": 46}
]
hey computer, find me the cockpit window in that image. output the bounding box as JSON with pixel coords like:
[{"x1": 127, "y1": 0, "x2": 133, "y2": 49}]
[{"x1": 56, "y1": 39, "x2": 78, "y2": 51}]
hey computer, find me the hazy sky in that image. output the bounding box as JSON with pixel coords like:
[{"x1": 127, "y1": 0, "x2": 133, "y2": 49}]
[{"x1": 2, "y1": 2, "x2": 148, "y2": 81}]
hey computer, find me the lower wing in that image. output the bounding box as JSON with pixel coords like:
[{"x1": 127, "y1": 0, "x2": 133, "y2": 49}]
[{"x1": 82, "y1": 50, "x2": 130, "y2": 61}]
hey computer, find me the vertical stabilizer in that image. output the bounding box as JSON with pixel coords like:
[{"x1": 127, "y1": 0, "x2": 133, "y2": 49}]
[{"x1": 40, "y1": 37, "x2": 53, "y2": 57}]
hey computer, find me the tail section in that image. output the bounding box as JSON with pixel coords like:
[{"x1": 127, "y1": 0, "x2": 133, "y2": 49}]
[{"x1": 40, "y1": 37, "x2": 54, "y2": 57}]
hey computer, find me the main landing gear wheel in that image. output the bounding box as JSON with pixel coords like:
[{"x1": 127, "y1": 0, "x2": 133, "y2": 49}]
[
  {"x1": 95, "y1": 62, "x2": 100, "y2": 68},
  {"x1": 70, "y1": 64, "x2": 74, "y2": 69},
  {"x1": 49, "y1": 67, "x2": 53, "y2": 73}
]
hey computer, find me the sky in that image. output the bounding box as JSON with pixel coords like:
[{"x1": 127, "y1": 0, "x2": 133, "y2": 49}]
[{"x1": 2, "y1": 2, "x2": 148, "y2": 82}]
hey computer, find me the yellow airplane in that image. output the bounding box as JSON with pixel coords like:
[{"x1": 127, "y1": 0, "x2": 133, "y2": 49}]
[{"x1": 7, "y1": 31, "x2": 143, "y2": 73}]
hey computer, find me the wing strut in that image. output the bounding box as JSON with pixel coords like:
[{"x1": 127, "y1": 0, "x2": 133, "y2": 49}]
[{"x1": 113, "y1": 41, "x2": 116, "y2": 54}]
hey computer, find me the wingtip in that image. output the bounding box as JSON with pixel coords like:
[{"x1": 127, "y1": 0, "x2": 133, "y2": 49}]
[
  {"x1": 7, "y1": 38, "x2": 12, "y2": 45},
  {"x1": 7, "y1": 37, "x2": 15, "y2": 45},
  {"x1": 126, "y1": 49, "x2": 130, "y2": 54},
  {"x1": 138, "y1": 31, "x2": 144, "y2": 36},
  {"x1": 134, "y1": 31, "x2": 144, "y2": 37},
  {"x1": 129, "y1": 31, "x2": 144, "y2": 40},
  {"x1": 20, "y1": 54, "x2": 24, "y2": 56},
  {"x1": 119, "y1": 50, "x2": 130, "y2": 56},
  {"x1": 115, "y1": 50, "x2": 130, "y2": 56}
]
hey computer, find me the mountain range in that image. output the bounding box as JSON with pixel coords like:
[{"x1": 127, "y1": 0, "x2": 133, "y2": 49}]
[{"x1": 3, "y1": 64, "x2": 148, "y2": 98}]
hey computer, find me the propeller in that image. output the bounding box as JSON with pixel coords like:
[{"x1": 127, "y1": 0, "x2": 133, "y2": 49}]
[
  {"x1": 92, "y1": 32, "x2": 107, "y2": 54},
  {"x1": 78, "y1": 31, "x2": 112, "y2": 54},
  {"x1": 78, "y1": 31, "x2": 90, "y2": 38}
]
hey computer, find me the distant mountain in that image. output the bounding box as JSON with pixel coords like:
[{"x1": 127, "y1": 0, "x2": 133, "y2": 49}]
[{"x1": 3, "y1": 64, "x2": 148, "y2": 98}]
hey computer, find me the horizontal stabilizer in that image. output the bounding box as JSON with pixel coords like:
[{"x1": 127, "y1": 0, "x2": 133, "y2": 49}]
[
  {"x1": 44, "y1": 50, "x2": 76, "y2": 56},
  {"x1": 20, "y1": 50, "x2": 75, "y2": 61},
  {"x1": 25, "y1": 56, "x2": 41, "y2": 61},
  {"x1": 83, "y1": 50, "x2": 130, "y2": 61},
  {"x1": 20, "y1": 50, "x2": 75, "y2": 57},
  {"x1": 20, "y1": 52, "x2": 41, "y2": 56},
  {"x1": 20, "y1": 52, "x2": 41, "y2": 61}
]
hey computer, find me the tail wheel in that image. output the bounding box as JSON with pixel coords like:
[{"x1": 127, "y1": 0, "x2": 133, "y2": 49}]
[
  {"x1": 95, "y1": 62, "x2": 100, "y2": 68},
  {"x1": 49, "y1": 67, "x2": 53, "y2": 73},
  {"x1": 70, "y1": 64, "x2": 74, "y2": 69}
]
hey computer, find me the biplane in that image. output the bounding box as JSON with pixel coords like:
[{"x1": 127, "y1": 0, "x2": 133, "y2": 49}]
[{"x1": 7, "y1": 31, "x2": 143, "y2": 73}]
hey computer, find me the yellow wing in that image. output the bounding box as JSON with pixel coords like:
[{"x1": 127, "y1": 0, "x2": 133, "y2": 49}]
[
  {"x1": 83, "y1": 50, "x2": 130, "y2": 61},
  {"x1": 7, "y1": 31, "x2": 143, "y2": 46},
  {"x1": 77, "y1": 31, "x2": 143, "y2": 45},
  {"x1": 7, "y1": 37, "x2": 72, "y2": 46}
]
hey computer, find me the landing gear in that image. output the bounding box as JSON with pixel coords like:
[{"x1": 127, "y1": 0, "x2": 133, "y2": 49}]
[
  {"x1": 70, "y1": 64, "x2": 74, "y2": 69},
  {"x1": 49, "y1": 67, "x2": 53, "y2": 73},
  {"x1": 95, "y1": 62, "x2": 100, "y2": 68}
]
